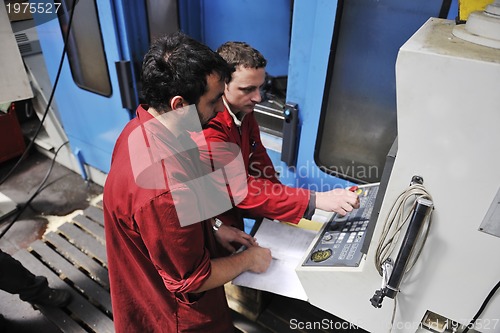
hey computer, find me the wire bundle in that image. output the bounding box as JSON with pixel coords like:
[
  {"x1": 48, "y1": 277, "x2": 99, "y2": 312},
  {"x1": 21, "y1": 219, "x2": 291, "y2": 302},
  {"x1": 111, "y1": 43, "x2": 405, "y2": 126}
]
[{"x1": 374, "y1": 183, "x2": 433, "y2": 277}]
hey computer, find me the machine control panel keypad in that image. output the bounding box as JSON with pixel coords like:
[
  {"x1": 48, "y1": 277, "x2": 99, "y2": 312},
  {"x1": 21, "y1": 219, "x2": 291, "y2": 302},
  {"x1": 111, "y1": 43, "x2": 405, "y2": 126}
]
[{"x1": 303, "y1": 184, "x2": 379, "y2": 267}]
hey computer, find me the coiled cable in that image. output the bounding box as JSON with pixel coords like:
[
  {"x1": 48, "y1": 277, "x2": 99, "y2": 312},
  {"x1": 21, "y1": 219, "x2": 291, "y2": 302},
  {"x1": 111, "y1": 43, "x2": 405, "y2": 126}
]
[{"x1": 375, "y1": 183, "x2": 433, "y2": 276}]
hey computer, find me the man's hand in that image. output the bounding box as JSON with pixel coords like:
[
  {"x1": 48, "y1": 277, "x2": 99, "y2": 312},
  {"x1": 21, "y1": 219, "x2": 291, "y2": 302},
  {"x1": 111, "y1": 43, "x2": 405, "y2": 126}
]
[
  {"x1": 214, "y1": 223, "x2": 257, "y2": 253},
  {"x1": 315, "y1": 188, "x2": 360, "y2": 216},
  {"x1": 242, "y1": 246, "x2": 272, "y2": 273}
]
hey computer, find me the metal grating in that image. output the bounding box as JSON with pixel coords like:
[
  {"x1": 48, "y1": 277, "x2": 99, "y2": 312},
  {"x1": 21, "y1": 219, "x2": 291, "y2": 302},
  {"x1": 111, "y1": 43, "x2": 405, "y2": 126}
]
[{"x1": 12, "y1": 205, "x2": 114, "y2": 333}]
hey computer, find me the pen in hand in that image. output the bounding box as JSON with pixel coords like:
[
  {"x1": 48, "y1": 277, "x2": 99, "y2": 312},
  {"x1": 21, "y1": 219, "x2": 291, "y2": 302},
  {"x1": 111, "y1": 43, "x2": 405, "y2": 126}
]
[{"x1": 235, "y1": 245, "x2": 278, "y2": 260}]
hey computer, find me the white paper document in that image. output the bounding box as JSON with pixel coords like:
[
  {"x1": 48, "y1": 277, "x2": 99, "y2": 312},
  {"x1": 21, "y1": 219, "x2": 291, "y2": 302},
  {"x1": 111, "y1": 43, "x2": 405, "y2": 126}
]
[{"x1": 232, "y1": 218, "x2": 319, "y2": 301}]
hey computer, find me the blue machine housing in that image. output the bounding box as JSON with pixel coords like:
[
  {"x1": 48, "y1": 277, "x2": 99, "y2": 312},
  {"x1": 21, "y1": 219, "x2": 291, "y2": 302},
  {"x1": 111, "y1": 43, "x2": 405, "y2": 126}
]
[
  {"x1": 31, "y1": 0, "x2": 458, "y2": 189},
  {"x1": 32, "y1": 0, "x2": 149, "y2": 175}
]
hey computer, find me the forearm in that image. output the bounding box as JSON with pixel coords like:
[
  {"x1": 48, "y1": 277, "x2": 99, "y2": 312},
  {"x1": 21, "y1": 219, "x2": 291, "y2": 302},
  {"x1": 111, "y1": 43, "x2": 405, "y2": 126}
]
[
  {"x1": 238, "y1": 177, "x2": 310, "y2": 223},
  {"x1": 194, "y1": 251, "x2": 251, "y2": 293}
]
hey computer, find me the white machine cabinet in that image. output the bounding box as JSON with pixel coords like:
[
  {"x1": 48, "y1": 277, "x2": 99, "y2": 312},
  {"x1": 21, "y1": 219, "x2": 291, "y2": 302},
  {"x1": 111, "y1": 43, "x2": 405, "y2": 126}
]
[{"x1": 296, "y1": 18, "x2": 500, "y2": 333}]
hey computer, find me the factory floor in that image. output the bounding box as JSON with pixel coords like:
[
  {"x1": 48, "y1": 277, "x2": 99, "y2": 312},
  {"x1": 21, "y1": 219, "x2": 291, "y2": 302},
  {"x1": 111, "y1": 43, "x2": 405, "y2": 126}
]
[{"x1": 0, "y1": 149, "x2": 102, "y2": 332}]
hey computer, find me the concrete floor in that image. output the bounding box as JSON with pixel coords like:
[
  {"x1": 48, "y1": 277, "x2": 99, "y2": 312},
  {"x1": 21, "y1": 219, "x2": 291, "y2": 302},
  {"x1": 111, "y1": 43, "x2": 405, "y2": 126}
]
[{"x1": 0, "y1": 149, "x2": 102, "y2": 332}]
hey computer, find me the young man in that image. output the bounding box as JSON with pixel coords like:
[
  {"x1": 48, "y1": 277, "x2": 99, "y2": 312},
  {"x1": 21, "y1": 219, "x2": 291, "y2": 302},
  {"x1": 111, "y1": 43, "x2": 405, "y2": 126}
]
[
  {"x1": 103, "y1": 33, "x2": 272, "y2": 333},
  {"x1": 200, "y1": 42, "x2": 359, "y2": 231}
]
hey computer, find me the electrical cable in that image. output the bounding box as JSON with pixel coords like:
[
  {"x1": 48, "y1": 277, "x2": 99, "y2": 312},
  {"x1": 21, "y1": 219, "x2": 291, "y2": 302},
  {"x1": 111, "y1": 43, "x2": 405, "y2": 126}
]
[
  {"x1": 391, "y1": 297, "x2": 397, "y2": 333},
  {"x1": 0, "y1": 141, "x2": 69, "y2": 240},
  {"x1": 372, "y1": 182, "x2": 433, "y2": 331},
  {"x1": 0, "y1": 0, "x2": 77, "y2": 186},
  {"x1": 462, "y1": 280, "x2": 500, "y2": 333},
  {"x1": 375, "y1": 183, "x2": 433, "y2": 276}
]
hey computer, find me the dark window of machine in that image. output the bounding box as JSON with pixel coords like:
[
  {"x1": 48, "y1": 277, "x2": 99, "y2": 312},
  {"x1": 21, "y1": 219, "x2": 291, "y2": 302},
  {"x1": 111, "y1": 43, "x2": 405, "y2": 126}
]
[
  {"x1": 315, "y1": 0, "x2": 447, "y2": 183},
  {"x1": 146, "y1": 0, "x2": 179, "y2": 41},
  {"x1": 58, "y1": 0, "x2": 111, "y2": 96}
]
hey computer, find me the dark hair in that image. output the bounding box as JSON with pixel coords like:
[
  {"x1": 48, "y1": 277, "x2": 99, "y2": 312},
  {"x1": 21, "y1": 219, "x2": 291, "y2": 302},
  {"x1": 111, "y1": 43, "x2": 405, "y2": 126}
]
[
  {"x1": 216, "y1": 41, "x2": 267, "y2": 73},
  {"x1": 141, "y1": 32, "x2": 231, "y2": 112}
]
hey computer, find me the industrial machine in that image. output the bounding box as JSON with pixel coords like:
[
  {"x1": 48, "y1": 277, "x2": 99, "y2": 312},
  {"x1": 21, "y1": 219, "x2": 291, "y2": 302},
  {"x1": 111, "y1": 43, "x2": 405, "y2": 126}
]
[{"x1": 296, "y1": 14, "x2": 500, "y2": 333}]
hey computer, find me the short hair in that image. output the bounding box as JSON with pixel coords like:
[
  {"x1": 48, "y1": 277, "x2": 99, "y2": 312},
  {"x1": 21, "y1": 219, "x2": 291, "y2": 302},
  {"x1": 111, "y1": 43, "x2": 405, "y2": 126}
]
[
  {"x1": 141, "y1": 32, "x2": 231, "y2": 112},
  {"x1": 216, "y1": 41, "x2": 267, "y2": 73}
]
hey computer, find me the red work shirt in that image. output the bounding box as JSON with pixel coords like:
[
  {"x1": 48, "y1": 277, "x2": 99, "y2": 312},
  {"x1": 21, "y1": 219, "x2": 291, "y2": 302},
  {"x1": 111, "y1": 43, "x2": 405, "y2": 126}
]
[
  {"x1": 103, "y1": 105, "x2": 233, "y2": 333},
  {"x1": 199, "y1": 105, "x2": 310, "y2": 230}
]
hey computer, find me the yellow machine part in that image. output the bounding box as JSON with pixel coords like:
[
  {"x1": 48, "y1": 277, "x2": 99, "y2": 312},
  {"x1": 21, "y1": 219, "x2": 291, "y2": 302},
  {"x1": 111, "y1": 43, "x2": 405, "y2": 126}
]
[{"x1": 458, "y1": 0, "x2": 494, "y2": 21}]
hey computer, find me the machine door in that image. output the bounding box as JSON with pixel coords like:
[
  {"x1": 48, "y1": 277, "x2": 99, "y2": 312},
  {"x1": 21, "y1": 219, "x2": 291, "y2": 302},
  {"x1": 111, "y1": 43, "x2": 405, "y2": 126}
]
[
  {"x1": 33, "y1": 0, "x2": 148, "y2": 175},
  {"x1": 279, "y1": 0, "x2": 453, "y2": 190}
]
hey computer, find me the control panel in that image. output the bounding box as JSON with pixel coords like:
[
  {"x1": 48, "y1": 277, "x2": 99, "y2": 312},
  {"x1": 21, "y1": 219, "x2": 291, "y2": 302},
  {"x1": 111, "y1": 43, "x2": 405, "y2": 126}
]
[{"x1": 303, "y1": 183, "x2": 379, "y2": 267}]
